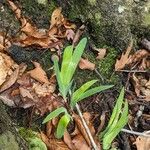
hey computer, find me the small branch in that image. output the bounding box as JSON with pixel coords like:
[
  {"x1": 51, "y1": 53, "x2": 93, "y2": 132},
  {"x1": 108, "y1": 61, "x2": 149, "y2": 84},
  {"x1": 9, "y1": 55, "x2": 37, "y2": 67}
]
[
  {"x1": 118, "y1": 70, "x2": 148, "y2": 73},
  {"x1": 75, "y1": 104, "x2": 98, "y2": 150},
  {"x1": 121, "y1": 128, "x2": 150, "y2": 138},
  {"x1": 94, "y1": 69, "x2": 104, "y2": 83}
]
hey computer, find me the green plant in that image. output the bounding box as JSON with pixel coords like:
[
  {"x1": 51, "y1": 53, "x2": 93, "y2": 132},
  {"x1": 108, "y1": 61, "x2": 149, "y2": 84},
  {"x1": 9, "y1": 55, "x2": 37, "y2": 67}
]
[
  {"x1": 100, "y1": 87, "x2": 128, "y2": 150},
  {"x1": 43, "y1": 38, "x2": 113, "y2": 139}
]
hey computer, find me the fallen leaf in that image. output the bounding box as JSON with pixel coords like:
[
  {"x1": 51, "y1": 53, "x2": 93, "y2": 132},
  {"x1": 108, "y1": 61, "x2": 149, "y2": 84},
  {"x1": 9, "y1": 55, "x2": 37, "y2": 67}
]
[
  {"x1": 115, "y1": 41, "x2": 133, "y2": 71},
  {"x1": 127, "y1": 49, "x2": 149, "y2": 65},
  {"x1": 63, "y1": 131, "x2": 76, "y2": 150},
  {"x1": 50, "y1": 7, "x2": 64, "y2": 29},
  {"x1": 32, "y1": 82, "x2": 56, "y2": 97},
  {"x1": 0, "y1": 52, "x2": 18, "y2": 86},
  {"x1": 132, "y1": 74, "x2": 141, "y2": 96},
  {"x1": 135, "y1": 133, "x2": 150, "y2": 150},
  {"x1": 19, "y1": 87, "x2": 34, "y2": 99},
  {"x1": 28, "y1": 62, "x2": 49, "y2": 84},
  {"x1": 46, "y1": 121, "x2": 53, "y2": 138},
  {"x1": 65, "y1": 29, "x2": 75, "y2": 41},
  {"x1": 72, "y1": 134, "x2": 91, "y2": 150},
  {"x1": 73, "y1": 25, "x2": 85, "y2": 46},
  {"x1": 79, "y1": 58, "x2": 95, "y2": 71},
  {"x1": 96, "y1": 48, "x2": 107, "y2": 60},
  {"x1": 40, "y1": 132, "x2": 70, "y2": 150},
  {"x1": 0, "y1": 67, "x2": 19, "y2": 93},
  {"x1": 73, "y1": 113, "x2": 95, "y2": 147}
]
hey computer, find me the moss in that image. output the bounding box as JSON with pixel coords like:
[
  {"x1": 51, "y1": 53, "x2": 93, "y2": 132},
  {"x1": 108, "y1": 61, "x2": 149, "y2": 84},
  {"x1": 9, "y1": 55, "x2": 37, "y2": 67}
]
[
  {"x1": 0, "y1": 131, "x2": 19, "y2": 150},
  {"x1": 19, "y1": 0, "x2": 57, "y2": 28},
  {"x1": 98, "y1": 46, "x2": 119, "y2": 83}
]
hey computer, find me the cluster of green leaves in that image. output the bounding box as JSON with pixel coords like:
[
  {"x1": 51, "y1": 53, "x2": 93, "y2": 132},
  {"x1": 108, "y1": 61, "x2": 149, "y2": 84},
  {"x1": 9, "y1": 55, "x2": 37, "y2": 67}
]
[
  {"x1": 43, "y1": 38, "x2": 113, "y2": 139},
  {"x1": 100, "y1": 87, "x2": 128, "y2": 150}
]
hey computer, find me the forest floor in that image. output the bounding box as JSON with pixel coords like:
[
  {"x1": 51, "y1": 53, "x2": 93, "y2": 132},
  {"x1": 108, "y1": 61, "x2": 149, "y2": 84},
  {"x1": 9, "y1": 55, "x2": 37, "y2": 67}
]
[{"x1": 0, "y1": 1, "x2": 150, "y2": 150}]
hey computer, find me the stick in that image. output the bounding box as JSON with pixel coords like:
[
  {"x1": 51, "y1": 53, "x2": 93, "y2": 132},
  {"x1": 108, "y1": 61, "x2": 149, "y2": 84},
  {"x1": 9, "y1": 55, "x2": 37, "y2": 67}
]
[
  {"x1": 75, "y1": 104, "x2": 98, "y2": 150},
  {"x1": 121, "y1": 128, "x2": 150, "y2": 138}
]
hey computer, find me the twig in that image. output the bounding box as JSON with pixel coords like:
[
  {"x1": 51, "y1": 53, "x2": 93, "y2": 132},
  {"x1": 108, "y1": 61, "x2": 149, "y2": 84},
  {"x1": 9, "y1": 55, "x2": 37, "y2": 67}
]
[
  {"x1": 94, "y1": 69, "x2": 104, "y2": 83},
  {"x1": 121, "y1": 128, "x2": 150, "y2": 138},
  {"x1": 75, "y1": 104, "x2": 98, "y2": 150},
  {"x1": 118, "y1": 70, "x2": 148, "y2": 73}
]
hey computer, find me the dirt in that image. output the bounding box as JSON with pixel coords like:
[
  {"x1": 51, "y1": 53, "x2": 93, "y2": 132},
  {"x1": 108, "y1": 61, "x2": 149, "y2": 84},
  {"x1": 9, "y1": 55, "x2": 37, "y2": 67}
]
[{"x1": 0, "y1": 1, "x2": 150, "y2": 150}]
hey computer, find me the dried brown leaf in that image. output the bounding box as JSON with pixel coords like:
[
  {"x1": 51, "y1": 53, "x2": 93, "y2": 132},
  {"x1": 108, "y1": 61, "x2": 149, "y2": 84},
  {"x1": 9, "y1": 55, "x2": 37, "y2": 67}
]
[
  {"x1": 127, "y1": 49, "x2": 149, "y2": 65},
  {"x1": 73, "y1": 25, "x2": 85, "y2": 46},
  {"x1": 40, "y1": 132, "x2": 70, "y2": 150},
  {"x1": 73, "y1": 113, "x2": 95, "y2": 147},
  {"x1": 96, "y1": 48, "x2": 107, "y2": 60},
  {"x1": 115, "y1": 41, "x2": 133, "y2": 71},
  {"x1": 50, "y1": 7, "x2": 64, "y2": 29},
  {"x1": 135, "y1": 133, "x2": 150, "y2": 150},
  {"x1": 64, "y1": 131, "x2": 76, "y2": 150},
  {"x1": 72, "y1": 134, "x2": 91, "y2": 150},
  {"x1": 79, "y1": 58, "x2": 95, "y2": 71},
  {"x1": 28, "y1": 62, "x2": 49, "y2": 84},
  {"x1": 0, "y1": 52, "x2": 17, "y2": 86},
  {"x1": 0, "y1": 67, "x2": 19, "y2": 93}
]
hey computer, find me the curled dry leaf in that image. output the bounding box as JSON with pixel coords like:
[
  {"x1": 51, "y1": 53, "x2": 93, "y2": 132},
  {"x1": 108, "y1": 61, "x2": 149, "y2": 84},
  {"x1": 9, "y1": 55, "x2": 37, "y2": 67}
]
[
  {"x1": 0, "y1": 66, "x2": 19, "y2": 93},
  {"x1": 132, "y1": 74, "x2": 150, "y2": 101},
  {"x1": 50, "y1": 7, "x2": 64, "y2": 29},
  {"x1": 127, "y1": 49, "x2": 149, "y2": 65},
  {"x1": 63, "y1": 131, "x2": 76, "y2": 150},
  {"x1": 79, "y1": 58, "x2": 95, "y2": 71},
  {"x1": 135, "y1": 132, "x2": 150, "y2": 150},
  {"x1": 115, "y1": 41, "x2": 132, "y2": 71},
  {"x1": 28, "y1": 62, "x2": 49, "y2": 84},
  {"x1": 0, "y1": 52, "x2": 18, "y2": 86},
  {"x1": 0, "y1": 32, "x2": 11, "y2": 51},
  {"x1": 96, "y1": 48, "x2": 107, "y2": 60}
]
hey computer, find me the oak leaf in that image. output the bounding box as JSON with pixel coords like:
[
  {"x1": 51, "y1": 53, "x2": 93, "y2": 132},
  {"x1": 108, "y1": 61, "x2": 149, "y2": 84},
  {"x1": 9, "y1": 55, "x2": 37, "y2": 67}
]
[{"x1": 115, "y1": 42, "x2": 132, "y2": 71}]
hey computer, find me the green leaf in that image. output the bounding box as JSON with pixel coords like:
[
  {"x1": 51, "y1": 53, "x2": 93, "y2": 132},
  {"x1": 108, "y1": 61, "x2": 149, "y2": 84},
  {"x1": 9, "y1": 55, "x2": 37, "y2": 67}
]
[
  {"x1": 71, "y1": 80, "x2": 98, "y2": 104},
  {"x1": 71, "y1": 85, "x2": 113, "y2": 107},
  {"x1": 42, "y1": 107, "x2": 67, "y2": 124},
  {"x1": 28, "y1": 137, "x2": 47, "y2": 150},
  {"x1": 102, "y1": 100, "x2": 128, "y2": 150},
  {"x1": 64, "y1": 38, "x2": 87, "y2": 85},
  {"x1": 56, "y1": 114, "x2": 71, "y2": 139},
  {"x1": 60, "y1": 46, "x2": 73, "y2": 86},
  {"x1": 100, "y1": 87, "x2": 125, "y2": 137},
  {"x1": 53, "y1": 57, "x2": 66, "y2": 97}
]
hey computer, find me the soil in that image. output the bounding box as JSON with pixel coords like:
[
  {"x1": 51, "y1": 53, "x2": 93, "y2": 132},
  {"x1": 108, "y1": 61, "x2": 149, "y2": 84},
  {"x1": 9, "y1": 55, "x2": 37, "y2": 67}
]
[{"x1": 0, "y1": 1, "x2": 150, "y2": 150}]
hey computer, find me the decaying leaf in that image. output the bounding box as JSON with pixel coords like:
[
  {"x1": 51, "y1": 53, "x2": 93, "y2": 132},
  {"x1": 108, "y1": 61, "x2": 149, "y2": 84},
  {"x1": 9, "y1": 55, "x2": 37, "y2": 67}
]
[
  {"x1": 135, "y1": 133, "x2": 150, "y2": 150},
  {"x1": 50, "y1": 7, "x2": 64, "y2": 29},
  {"x1": 96, "y1": 48, "x2": 107, "y2": 60},
  {"x1": 72, "y1": 134, "x2": 91, "y2": 150},
  {"x1": 127, "y1": 49, "x2": 149, "y2": 65},
  {"x1": 28, "y1": 62, "x2": 49, "y2": 84},
  {"x1": 73, "y1": 113, "x2": 95, "y2": 147},
  {"x1": 0, "y1": 52, "x2": 18, "y2": 86},
  {"x1": 0, "y1": 32, "x2": 11, "y2": 51},
  {"x1": 63, "y1": 131, "x2": 76, "y2": 150},
  {"x1": 131, "y1": 74, "x2": 150, "y2": 101},
  {"x1": 115, "y1": 41, "x2": 132, "y2": 71},
  {"x1": 40, "y1": 132, "x2": 70, "y2": 150},
  {"x1": 0, "y1": 66, "x2": 19, "y2": 93},
  {"x1": 79, "y1": 58, "x2": 95, "y2": 71}
]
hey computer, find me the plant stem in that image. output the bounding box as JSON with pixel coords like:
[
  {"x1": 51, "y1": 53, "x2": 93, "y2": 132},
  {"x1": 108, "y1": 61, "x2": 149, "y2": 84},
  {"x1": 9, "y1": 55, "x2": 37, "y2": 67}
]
[{"x1": 75, "y1": 104, "x2": 98, "y2": 150}]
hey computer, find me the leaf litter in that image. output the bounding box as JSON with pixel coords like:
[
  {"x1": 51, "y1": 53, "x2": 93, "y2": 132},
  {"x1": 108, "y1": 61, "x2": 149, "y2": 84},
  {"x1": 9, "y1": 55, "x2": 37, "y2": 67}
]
[{"x1": 0, "y1": 1, "x2": 150, "y2": 150}]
